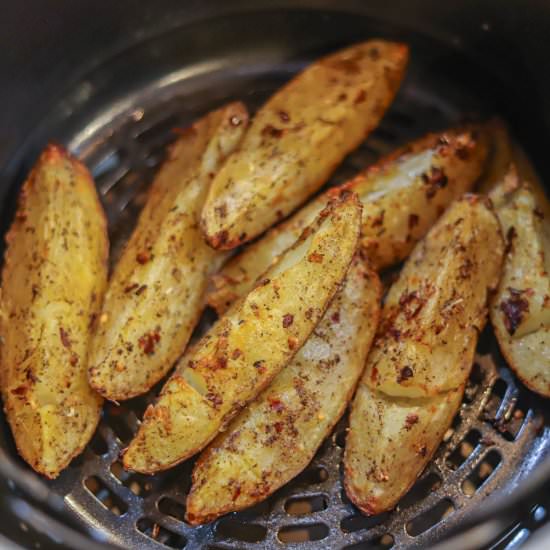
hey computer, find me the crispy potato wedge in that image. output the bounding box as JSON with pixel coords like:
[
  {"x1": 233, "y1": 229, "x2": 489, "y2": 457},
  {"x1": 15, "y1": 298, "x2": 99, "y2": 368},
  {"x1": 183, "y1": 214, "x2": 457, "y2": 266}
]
[
  {"x1": 185, "y1": 257, "x2": 381, "y2": 524},
  {"x1": 201, "y1": 40, "x2": 408, "y2": 250},
  {"x1": 208, "y1": 126, "x2": 490, "y2": 314},
  {"x1": 123, "y1": 193, "x2": 362, "y2": 473},
  {"x1": 489, "y1": 169, "x2": 550, "y2": 397},
  {"x1": 366, "y1": 195, "x2": 504, "y2": 398},
  {"x1": 344, "y1": 384, "x2": 463, "y2": 515},
  {"x1": 88, "y1": 103, "x2": 248, "y2": 401},
  {"x1": 0, "y1": 145, "x2": 108, "y2": 478}
]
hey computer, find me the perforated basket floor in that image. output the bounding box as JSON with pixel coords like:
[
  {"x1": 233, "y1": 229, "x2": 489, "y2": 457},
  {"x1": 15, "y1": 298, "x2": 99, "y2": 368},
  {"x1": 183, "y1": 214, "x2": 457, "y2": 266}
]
[{"x1": 10, "y1": 22, "x2": 550, "y2": 550}]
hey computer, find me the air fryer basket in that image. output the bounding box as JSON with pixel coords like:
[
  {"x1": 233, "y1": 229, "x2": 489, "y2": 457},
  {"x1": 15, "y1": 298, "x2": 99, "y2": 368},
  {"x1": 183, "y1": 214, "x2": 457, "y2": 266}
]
[{"x1": 1, "y1": 2, "x2": 550, "y2": 549}]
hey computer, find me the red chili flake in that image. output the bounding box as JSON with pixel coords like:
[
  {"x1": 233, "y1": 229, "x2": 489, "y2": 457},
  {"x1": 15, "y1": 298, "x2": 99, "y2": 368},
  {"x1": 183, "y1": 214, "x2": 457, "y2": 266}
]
[
  {"x1": 172, "y1": 126, "x2": 197, "y2": 138},
  {"x1": 397, "y1": 366, "x2": 414, "y2": 383},
  {"x1": 274, "y1": 422, "x2": 284, "y2": 433},
  {"x1": 124, "y1": 282, "x2": 139, "y2": 293},
  {"x1": 278, "y1": 110, "x2": 290, "y2": 123},
  {"x1": 370, "y1": 365, "x2": 379, "y2": 383},
  {"x1": 408, "y1": 214, "x2": 419, "y2": 229},
  {"x1": 354, "y1": 89, "x2": 367, "y2": 104},
  {"x1": 388, "y1": 326, "x2": 402, "y2": 340},
  {"x1": 70, "y1": 354, "x2": 78, "y2": 366},
  {"x1": 422, "y1": 167, "x2": 448, "y2": 199},
  {"x1": 262, "y1": 124, "x2": 284, "y2": 138},
  {"x1": 399, "y1": 290, "x2": 425, "y2": 320},
  {"x1": 308, "y1": 252, "x2": 324, "y2": 263},
  {"x1": 11, "y1": 385, "x2": 27, "y2": 397},
  {"x1": 331, "y1": 311, "x2": 340, "y2": 323},
  {"x1": 305, "y1": 308, "x2": 314, "y2": 320},
  {"x1": 232, "y1": 484, "x2": 242, "y2": 501},
  {"x1": 282, "y1": 314, "x2": 294, "y2": 328},
  {"x1": 136, "y1": 251, "x2": 150, "y2": 264},
  {"x1": 404, "y1": 413, "x2": 419, "y2": 430},
  {"x1": 231, "y1": 349, "x2": 242, "y2": 360},
  {"x1": 138, "y1": 330, "x2": 161, "y2": 355},
  {"x1": 288, "y1": 337, "x2": 299, "y2": 350},
  {"x1": 500, "y1": 289, "x2": 530, "y2": 335},
  {"x1": 59, "y1": 327, "x2": 71, "y2": 349},
  {"x1": 269, "y1": 397, "x2": 285, "y2": 413}
]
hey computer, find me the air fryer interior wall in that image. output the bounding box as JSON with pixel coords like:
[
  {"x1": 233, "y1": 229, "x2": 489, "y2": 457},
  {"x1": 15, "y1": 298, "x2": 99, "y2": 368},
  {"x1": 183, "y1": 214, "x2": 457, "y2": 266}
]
[{"x1": 1, "y1": 2, "x2": 550, "y2": 549}]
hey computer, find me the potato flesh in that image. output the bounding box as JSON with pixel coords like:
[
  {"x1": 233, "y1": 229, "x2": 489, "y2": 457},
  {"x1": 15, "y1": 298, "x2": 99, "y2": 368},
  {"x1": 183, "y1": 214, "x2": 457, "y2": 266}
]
[
  {"x1": 1, "y1": 145, "x2": 108, "y2": 478},
  {"x1": 122, "y1": 193, "x2": 362, "y2": 473},
  {"x1": 490, "y1": 172, "x2": 550, "y2": 396},
  {"x1": 88, "y1": 103, "x2": 248, "y2": 400},
  {"x1": 207, "y1": 127, "x2": 489, "y2": 314},
  {"x1": 185, "y1": 258, "x2": 381, "y2": 524},
  {"x1": 201, "y1": 40, "x2": 408, "y2": 250},
  {"x1": 366, "y1": 196, "x2": 504, "y2": 398},
  {"x1": 344, "y1": 195, "x2": 503, "y2": 515},
  {"x1": 344, "y1": 385, "x2": 463, "y2": 515}
]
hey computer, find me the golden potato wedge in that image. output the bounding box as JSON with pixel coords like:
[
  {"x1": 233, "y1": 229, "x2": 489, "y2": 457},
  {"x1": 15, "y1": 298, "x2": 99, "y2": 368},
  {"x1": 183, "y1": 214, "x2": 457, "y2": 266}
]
[
  {"x1": 366, "y1": 195, "x2": 504, "y2": 398},
  {"x1": 88, "y1": 103, "x2": 248, "y2": 401},
  {"x1": 489, "y1": 170, "x2": 550, "y2": 397},
  {"x1": 208, "y1": 126, "x2": 490, "y2": 314},
  {"x1": 344, "y1": 384, "x2": 463, "y2": 515},
  {"x1": 123, "y1": 193, "x2": 362, "y2": 473},
  {"x1": 185, "y1": 257, "x2": 381, "y2": 524},
  {"x1": 201, "y1": 40, "x2": 408, "y2": 250},
  {"x1": 0, "y1": 145, "x2": 108, "y2": 478}
]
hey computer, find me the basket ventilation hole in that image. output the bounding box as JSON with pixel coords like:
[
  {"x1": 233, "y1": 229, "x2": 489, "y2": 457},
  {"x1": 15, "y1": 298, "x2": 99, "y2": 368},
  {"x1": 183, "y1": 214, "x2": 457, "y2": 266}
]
[
  {"x1": 398, "y1": 472, "x2": 442, "y2": 510},
  {"x1": 136, "y1": 517, "x2": 187, "y2": 548},
  {"x1": 158, "y1": 497, "x2": 186, "y2": 522},
  {"x1": 105, "y1": 403, "x2": 136, "y2": 443},
  {"x1": 278, "y1": 523, "x2": 329, "y2": 543},
  {"x1": 461, "y1": 450, "x2": 502, "y2": 496},
  {"x1": 446, "y1": 429, "x2": 481, "y2": 470},
  {"x1": 340, "y1": 513, "x2": 390, "y2": 534},
  {"x1": 284, "y1": 494, "x2": 328, "y2": 515},
  {"x1": 89, "y1": 430, "x2": 109, "y2": 455},
  {"x1": 84, "y1": 476, "x2": 127, "y2": 516},
  {"x1": 406, "y1": 498, "x2": 455, "y2": 537},
  {"x1": 294, "y1": 465, "x2": 329, "y2": 486},
  {"x1": 342, "y1": 533, "x2": 395, "y2": 550},
  {"x1": 216, "y1": 519, "x2": 267, "y2": 543},
  {"x1": 110, "y1": 460, "x2": 154, "y2": 496}
]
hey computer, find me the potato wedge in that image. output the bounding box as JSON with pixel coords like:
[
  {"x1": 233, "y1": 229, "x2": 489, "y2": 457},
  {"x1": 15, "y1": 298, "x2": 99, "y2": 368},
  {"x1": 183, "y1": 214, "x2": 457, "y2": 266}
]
[
  {"x1": 88, "y1": 103, "x2": 248, "y2": 401},
  {"x1": 344, "y1": 384, "x2": 463, "y2": 515},
  {"x1": 201, "y1": 40, "x2": 408, "y2": 250},
  {"x1": 366, "y1": 195, "x2": 504, "y2": 398},
  {"x1": 123, "y1": 193, "x2": 362, "y2": 473},
  {"x1": 489, "y1": 169, "x2": 550, "y2": 397},
  {"x1": 185, "y1": 257, "x2": 381, "y2": 524},
  {"x1": 0, "y1": 145, "x2": 108, "y2": 478},
  {"x1": 208, "y1": 126, "x2": 490, "y2": 314}
]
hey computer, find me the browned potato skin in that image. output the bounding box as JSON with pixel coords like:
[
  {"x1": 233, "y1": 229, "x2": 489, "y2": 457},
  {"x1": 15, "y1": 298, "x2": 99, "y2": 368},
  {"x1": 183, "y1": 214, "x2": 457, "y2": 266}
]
[
  {"x1": 489, "y1": 169, "x2": 550, "y2": 397},
  {"x1": 185, "y1": 258, "x2": 381, "y2": 525},
  {"x1": 344, "y1": 195, "x2": 503, "y2": 515},
  {"x1": 344, "y1": 385, "x2": 463, "y2": 516},
  {"x1": 366, "y1": 195, "x2": 504, "y2": 398},
  {"x1": 122, "y1": 193, "x2": 362, "y2": 473},
  {"x1": 207, "y1": 126, "x2": 490, "y2": 314},
  {"x1": 88, "y1": 103, "x2": 248, "y2": 401},
  {"x1": 0, "y1": 145, "x2": 108, "y2": 478},
  {"x1": 201, "y1": 40, "x2": 408, "y2": 250}
]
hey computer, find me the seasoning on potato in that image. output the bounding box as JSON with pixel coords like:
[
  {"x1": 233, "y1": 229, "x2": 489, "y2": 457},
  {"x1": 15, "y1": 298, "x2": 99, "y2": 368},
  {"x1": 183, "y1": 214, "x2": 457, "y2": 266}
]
[
  {"x1": 123, "y1": 192, "x2": 362, "y2": 473},
  {"x1": 201, "y1": 40, "x2": 409, "y2": 250},
  {"x1": 186, "y1": 256, "x2": 381, "y2": 525},
  {"x1": 207, "y1": 126, "x2": 490, "y2": 314},
  {"x1": 344, "y1": 194, "x2": 504, "y2": 515},
  {"x1": 88, "y1": 102, "x2": 248, "y2": 401},
  {"x1": 0, "y1": 144, "x2": 108, "y2": 478},
  {"x1": 489, "y1": 166, "x2": 550, "y2": 397}
]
